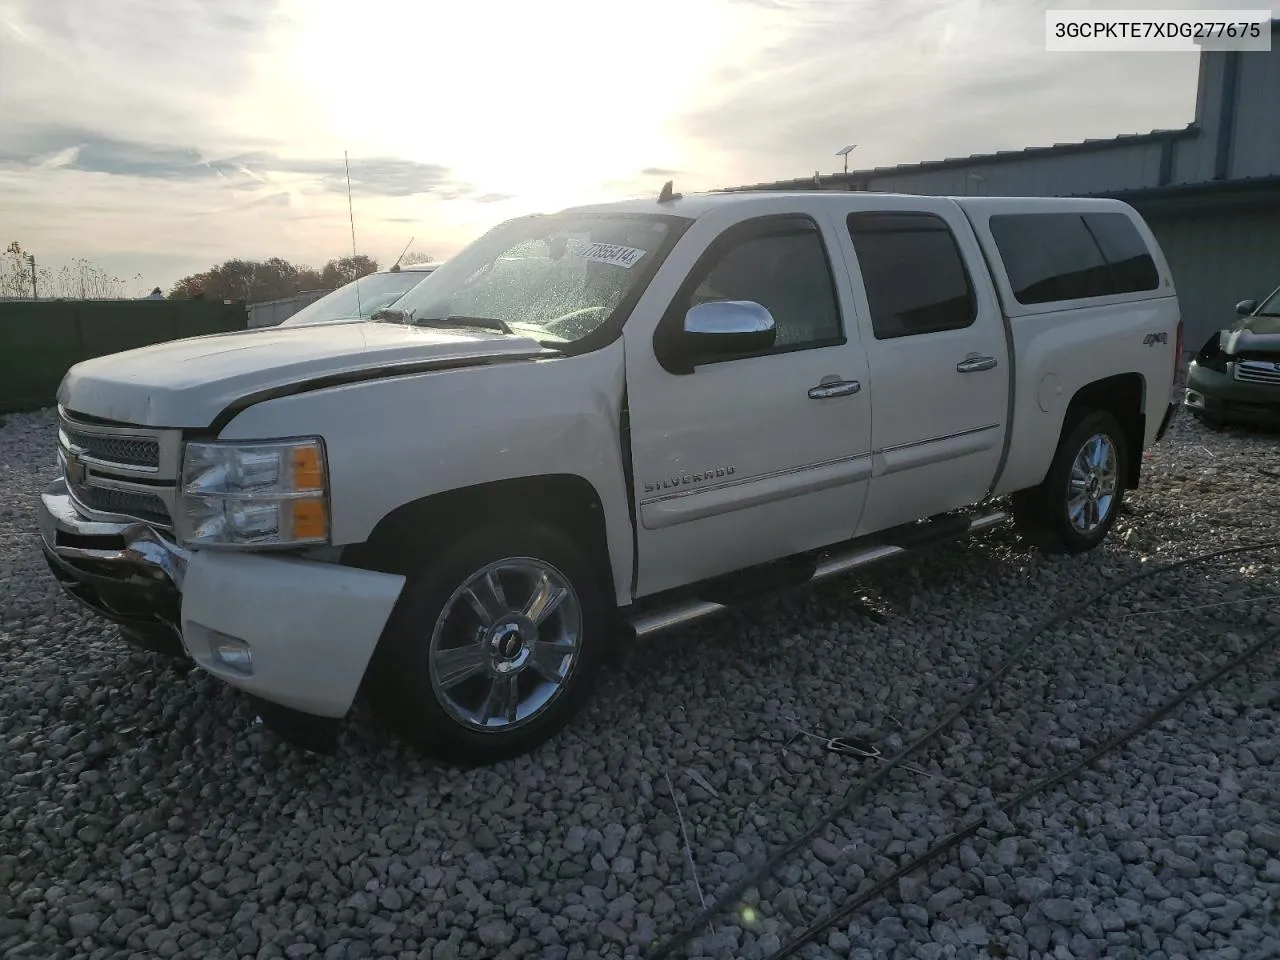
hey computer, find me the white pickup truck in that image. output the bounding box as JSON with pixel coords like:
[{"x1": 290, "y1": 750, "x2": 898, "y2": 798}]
[{"x1": 39, "y1": 189, "x2": 1182, "y2": 763}]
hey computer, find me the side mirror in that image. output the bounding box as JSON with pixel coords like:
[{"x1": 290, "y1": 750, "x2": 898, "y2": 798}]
[
  {"x1": 681, "y1": 300, "x2": 776, "y2": 362},
  {"x1": 1235, "y1": 299, "x2": 1258, "y2": 316}
]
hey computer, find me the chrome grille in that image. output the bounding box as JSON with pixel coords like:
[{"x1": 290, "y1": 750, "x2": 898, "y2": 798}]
[
  {"x1": 1234, "y1": 360, "x2": 1280, "y2": 385},
  {"x1": 60, "y1": 426, "x2": 159, "y2": 468},
  {"x1": 66, "y1": 479, "x2": 172, "y2": 526},
  {"x1": 57, "y1": 408, "x2": 179, "y2": 529}
]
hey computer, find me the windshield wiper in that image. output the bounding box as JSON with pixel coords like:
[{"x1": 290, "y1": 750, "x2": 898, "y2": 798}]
[{"x1": 413, "y1": 315, "x2": 515, "y2": 335}]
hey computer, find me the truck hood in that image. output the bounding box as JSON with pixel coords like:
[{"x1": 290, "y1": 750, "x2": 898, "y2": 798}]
[{"x1": 58, "y1": 321, "x2": 550, "y2": 428}]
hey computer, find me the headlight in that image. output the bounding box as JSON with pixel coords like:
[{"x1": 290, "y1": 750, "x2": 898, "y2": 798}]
[{"x1": 177, "y1": 438, "x2": 329, "y2": 548}]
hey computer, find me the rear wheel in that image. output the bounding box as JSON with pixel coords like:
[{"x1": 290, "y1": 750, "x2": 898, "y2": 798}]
[
  {"x1": 1013, "y1": 410, "x2": 1129, "y2": 554},
  {"x1": 367, "y1": 521, "x2": 609, "y2": 765}
]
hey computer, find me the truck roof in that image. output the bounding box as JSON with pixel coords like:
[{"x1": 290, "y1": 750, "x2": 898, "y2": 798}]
[{"x1": 558, "y1": 190, "x2": 1137, "y2": 220}]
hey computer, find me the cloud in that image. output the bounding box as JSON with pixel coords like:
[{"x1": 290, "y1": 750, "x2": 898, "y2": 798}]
[
  {"x1": 640, "y1": 167, "x2": 681, "y2": 177},
  {"x1": 471, "y1": 191, "x2": 517, "y2": 203},
  {"x1": 0, "y1": 126, "x2": 464, "y2": 198},
  {"x1": 221, "y1": 153, "x2": 460, "y2": 198},
  {"x1": 0, "y1": 0, "x2": 284, "y2": 138}
]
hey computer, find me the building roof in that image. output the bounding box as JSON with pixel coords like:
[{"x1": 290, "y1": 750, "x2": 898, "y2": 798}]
[
  {"x1": 1071, "y1": 173, "x2": 1280, "y2": 203},
  {"x1": 727, "y1": 126, "x2": 1199, "y2": 192}
]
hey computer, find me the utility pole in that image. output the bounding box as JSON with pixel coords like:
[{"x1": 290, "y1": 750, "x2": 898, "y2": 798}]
[{"x1": 24, "y1": 254, "x2": 36, "y2": 299}]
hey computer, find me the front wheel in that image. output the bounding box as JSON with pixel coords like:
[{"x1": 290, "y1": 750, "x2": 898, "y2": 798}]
[
  {"x1": 1013, "y1": 410, "x2": 1130, "y2": 554},
  {"x1": 366, "y1": 521, "x2": 609, "y2": 765}
]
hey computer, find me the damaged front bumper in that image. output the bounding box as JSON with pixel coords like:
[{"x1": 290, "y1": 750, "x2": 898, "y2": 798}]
[
  {"x1": 39, "y1": 477, "x2": 190, "y2": 655},
  {"x1": 38, "y1": 478, "x2": 407, "y2": 746}
]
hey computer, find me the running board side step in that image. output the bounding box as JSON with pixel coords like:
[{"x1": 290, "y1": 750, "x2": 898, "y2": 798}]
[{"x1": 627, "y1": 509, "x2": 1008, "y2": 639}]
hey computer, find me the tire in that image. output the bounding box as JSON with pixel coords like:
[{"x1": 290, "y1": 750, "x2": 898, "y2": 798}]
[
  {"x1": 1012, "y1": 410, "x2": 1130, "y2": 555},
  {"x1": 366, "y1": 520, "x2": 609, "y2": 765}
]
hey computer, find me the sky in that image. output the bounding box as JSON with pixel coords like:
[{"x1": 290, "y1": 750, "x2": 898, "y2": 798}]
[{"x1": 0, "y1": 0, "x2": 1247, "y2": 294}]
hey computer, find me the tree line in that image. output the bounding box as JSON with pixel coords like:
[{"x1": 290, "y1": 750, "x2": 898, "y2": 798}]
[
  {"x1": 168, "y1": 252, "x2": 435, "y2": 302},
  {"x1": 2, "y1": 242, "x2": 434, "y2": 303}
]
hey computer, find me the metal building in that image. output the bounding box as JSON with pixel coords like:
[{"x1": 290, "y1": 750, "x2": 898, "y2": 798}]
[
  {"x1": 728, "y1": 20, "x2": 1280, "y2": 357},
  {"x1": 246, "y1": 289, "x2": 332, "y2": 328}
]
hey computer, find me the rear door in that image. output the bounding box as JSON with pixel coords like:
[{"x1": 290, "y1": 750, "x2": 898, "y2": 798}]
[{"x1": 824, "y1": 196, "x2": 1012, "y2": 533}]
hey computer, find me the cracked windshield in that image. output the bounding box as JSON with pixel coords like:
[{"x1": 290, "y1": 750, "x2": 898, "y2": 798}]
[{"x1": 388, "y1": 215, "x2": 673, "y2": 344}]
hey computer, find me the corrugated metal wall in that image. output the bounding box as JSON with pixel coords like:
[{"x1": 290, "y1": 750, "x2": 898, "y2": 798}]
[
  {"x1": 1231, "y1": 46, "x2": 1280, "y2": 178},
  {"x1": 866, "y1": 142, "x2": 1170, "y2": 197},
  {"x1": 1146, "y1": 207, "x2": 1280, "y2": 352}
]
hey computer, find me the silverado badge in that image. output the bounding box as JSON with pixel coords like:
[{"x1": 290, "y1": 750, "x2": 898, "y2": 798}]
[{"x1": 643, "y1": 465, "x2": 736, "y2": 495}]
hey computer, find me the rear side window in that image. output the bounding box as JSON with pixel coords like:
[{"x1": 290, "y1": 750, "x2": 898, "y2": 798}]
[
  {"x1": 846, "y1": 212, "x2": 977, "y2": 339},
  {"x1": 989, "y1": 212, "x2": 1159, "y2": 305},
  {"x1": 1083, "y1": 213, "x2": 1160, "y2": 294}
]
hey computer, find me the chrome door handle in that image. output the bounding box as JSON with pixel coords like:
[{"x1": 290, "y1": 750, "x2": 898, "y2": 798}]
[
  {"x1": 808, "y1": 379, "x2": 861, "y2": 399},
  {"x1": 956, "y1": 356, "x2": 997, "y2": 373}
]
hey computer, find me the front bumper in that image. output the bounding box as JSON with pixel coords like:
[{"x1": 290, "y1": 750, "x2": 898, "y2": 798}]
[
  {"x1": 39, "y1": 479, "x2": 406, "y2": 719},
  {"x1": 1185, "y1": 361, "x2": 1280, "y2": 426},
  {"x1": 39, "y1": 478, "x2": 189, "y2": 652}
]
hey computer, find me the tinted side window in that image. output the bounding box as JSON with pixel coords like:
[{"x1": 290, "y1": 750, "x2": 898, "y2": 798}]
[
  {"x1": 989, "y1": 213, "x2": 1115, "y2": 304},
  {"x1": 1083, "y1": 213, "x2": 1159, "y2": 294},
  {"x1": 682, "y1": 218, "x2": 842, "y2": 350},
  {"x1": 847, "y1": 212, "x2": 976, "y2": 339}
]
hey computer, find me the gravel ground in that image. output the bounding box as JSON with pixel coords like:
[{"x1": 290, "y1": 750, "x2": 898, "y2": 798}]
[{"x1": 2, "y1": 405, "x2": 1279, "y2": 960}]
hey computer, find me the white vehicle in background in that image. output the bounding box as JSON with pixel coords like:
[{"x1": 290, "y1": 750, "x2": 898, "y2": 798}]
[
  {"x1": 38, "y1": 188, "x2": 1181, "y2": 765},
  {"x1": 279, "y1": 262, "x2": 442, "y2": 327}
]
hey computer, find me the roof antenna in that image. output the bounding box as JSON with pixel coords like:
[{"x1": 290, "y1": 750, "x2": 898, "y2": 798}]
[
  {"x1": 344, "y1": 150, "x2": 362, "y2": 316},
  {"x1": 657, "y1": 179, "x2": 682, "y2": 203},
  {"x1": 389, "y1": 236, "x2": 414, "y2": 273}
]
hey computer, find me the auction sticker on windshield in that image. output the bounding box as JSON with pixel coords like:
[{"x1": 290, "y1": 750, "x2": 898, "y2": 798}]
[{"x1": 577, "y1": 242, "x2": 647, "y2": 269}]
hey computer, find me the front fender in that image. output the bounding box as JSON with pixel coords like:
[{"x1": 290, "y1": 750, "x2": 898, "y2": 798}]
[{"x1": 215, "y1": 342, "x2": 635, "y2": 605}]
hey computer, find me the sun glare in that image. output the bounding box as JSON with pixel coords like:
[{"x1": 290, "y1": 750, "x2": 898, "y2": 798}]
[{"x1": 265, "y1": 0, "x2": 760, "y2": 215}]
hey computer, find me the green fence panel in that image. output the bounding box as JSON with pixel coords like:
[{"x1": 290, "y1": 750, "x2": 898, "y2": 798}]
[
  {"x1": 0, "y1": 302, "x2": 83, "y2": 414},
  {"x1": 0, "y1": 299, "x2": 247, "y2": 414}
]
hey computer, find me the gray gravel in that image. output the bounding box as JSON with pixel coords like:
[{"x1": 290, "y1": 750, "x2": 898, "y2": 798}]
[{"x1": 2, "y1": 405, "x2": 1278, "y2": 960}]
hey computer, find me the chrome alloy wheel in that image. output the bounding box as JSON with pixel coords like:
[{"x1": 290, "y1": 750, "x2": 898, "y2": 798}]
[
  {"x1": 1067, "y1": 433, "x2": 1119, "y2": 534},
  {"x1": 428, "y1": 558, "x2": 581, "y2": 731}
]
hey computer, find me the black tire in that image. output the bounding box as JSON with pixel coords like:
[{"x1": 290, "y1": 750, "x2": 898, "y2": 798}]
[
  {"x1": 366, "y1": 520, "x2": 609, "y2": 765},
  {"x1": 1012, "y1": 410, "x2": 1130, "y2": 555}
]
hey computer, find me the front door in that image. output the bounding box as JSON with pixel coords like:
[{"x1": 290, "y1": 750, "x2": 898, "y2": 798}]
[
  {"x1": 623, "y1": 206, "x2": 874, "y2": 598},
  {"x1": 825, "y1": 198, "x2": 1011, "y2": 533}
]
